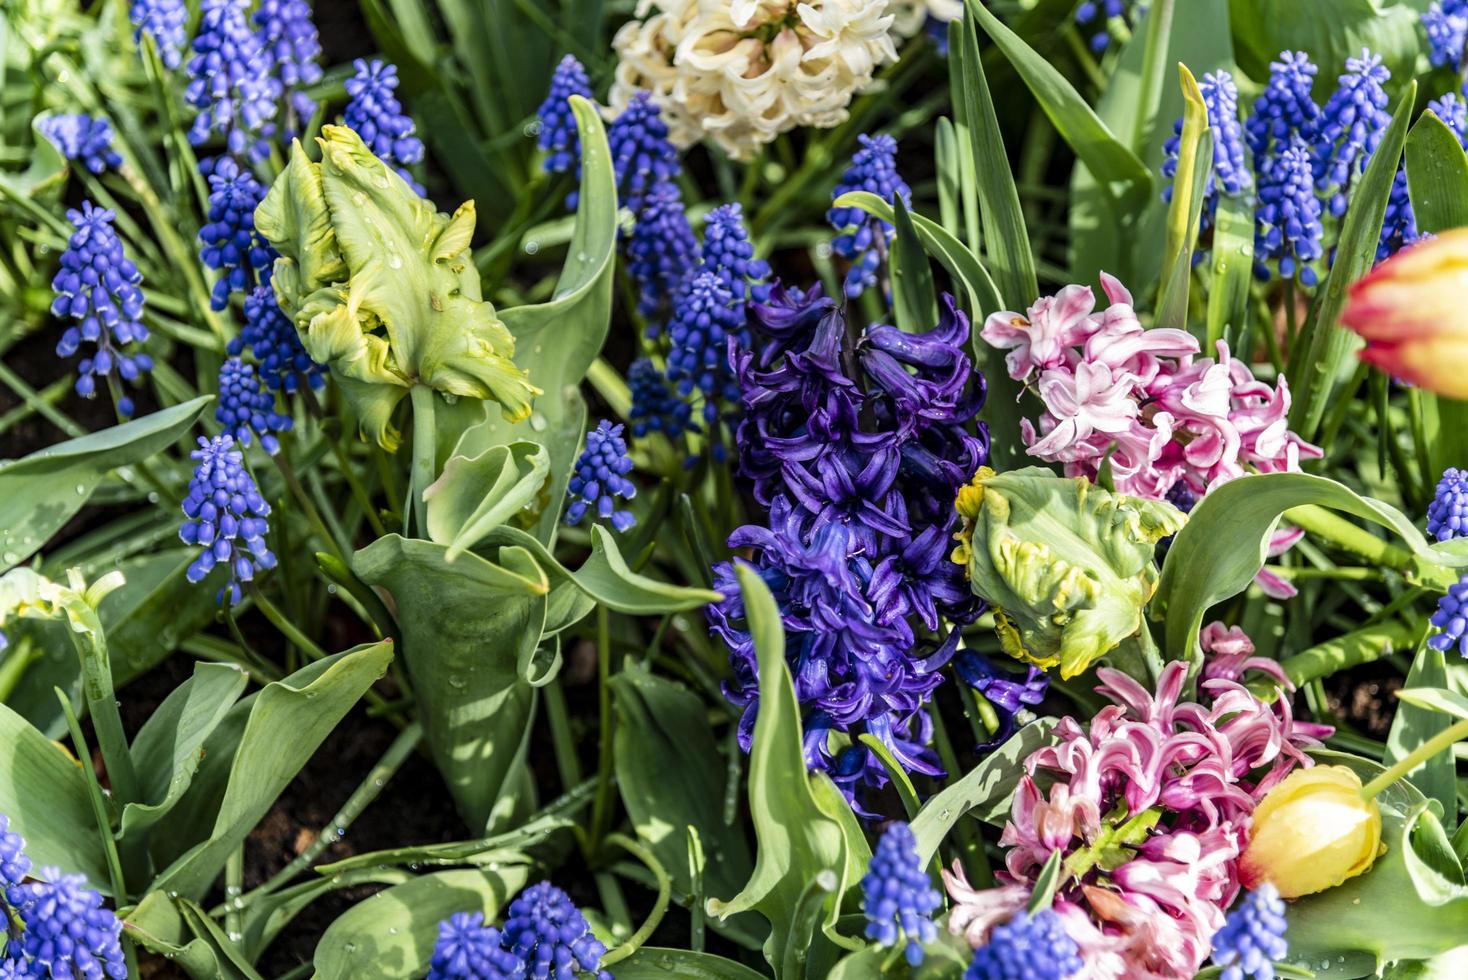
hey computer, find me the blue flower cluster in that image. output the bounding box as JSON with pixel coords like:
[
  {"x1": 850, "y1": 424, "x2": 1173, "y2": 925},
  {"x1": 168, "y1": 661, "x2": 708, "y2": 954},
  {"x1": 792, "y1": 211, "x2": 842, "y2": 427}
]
[
  {"x1": 827, "y1": 134, "x2": 911, "y2": 298},
  {"x1": 1255, "y1": 134, "x2": 1324, "y2": 285},
  {"x1": 234, "y1": 283, "x2": 325, "y2": 393},
  {"x1": 253, "y1": 0, "x2": 323, "y2": 126},
  {"x1": 51, "y1": 202, "x2": 154, "y2": 418},
  {"x1": 954, "y1": 650, "x2": 1048, "y2": 748},
  {"x1": 36, "y1": 115, "x2": 122, "y2": 174},
  {"x1": 702, "y1": 204, "x2": 771, "y2": 303},
  {"x1": 0, "y1": 815, "x2": 126, "y2": 980},
  {"x1": 1429, "y1": 467, "x2": 1468, "y2": 542},
  {"x1": 709, "y1": 287, "x2": 990, "y2": 804},
  {"x1": 428, "y1": 882, "x2": 610, "y2": 980},
  {"x1": 343, "y1": 59, "x2": 426, "y2": 195},
  {"x1": 179, "y1": 435, "x2": 276, "y2": 605},
  {"x1": 186, "y1": 0, "x2": 279, "y2": 162},
  {"x1": 966, "y1": 909, "x2": 1083, "y2": 980},
  {"x1": 628, "y1": 357, "x2": 694, "y2": 440},
  {"x1": 199, "y1": 157, "x2": 276, "y2": 310},
  {"x1": 1426, "y1": 0, "x2": 1468, "y2": 68},
  {"x1": 1162, "y1": 71, "x2": 1248, "y2": 236},
  {"x1": 1209, "y1": 884, "x2": 1289, "y2": 980},
  {"x1": 217, "y1": 357, "x2": 292, "y2": 454},
  {"x1": 862, "y1": 822, "x2": 941, "y2": 966},
  {"x1": 607, "y1": 91, "x2": 681, "y2": 220},
  {"x1": 130, "y1": 0, "x2": 188, "y2": 69},
  {"x1": 666, "y1": 272, "x2": 748, "y2": 431},
  {"x1": 626, "y1": 178, "x2": 699, "y2": 333},
  {"x1": 1074, "y1": 0, "x2": 1132, "y2": 53},
  {"x1": 1313, "y1": 51, "x2": 1391, "y2": 218},
  {"x1": 565, "y1": 420, "x2": 637, "y2": 532},
  {"x1": 1430, "y1": 574, "x2": 1468, "y2": 657},
  {"x1": 537, "y1": 55, "x2": 594, "y2": 175}
]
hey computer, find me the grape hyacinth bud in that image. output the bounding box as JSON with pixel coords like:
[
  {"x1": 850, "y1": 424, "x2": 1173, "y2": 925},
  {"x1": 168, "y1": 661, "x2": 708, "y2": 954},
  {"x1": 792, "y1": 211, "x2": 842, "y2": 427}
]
[
  {"x1": 51, "y1": 202, "x2": 154, "y2": 418},
  {"x1": 130, "y1": 0, "x2": 188, "y2": 69},
  {"x1": 565, "y1": 420, "x2": 638, "y2": 532},
  {"x1": 1314, "y1": 50, "x2": 1391, "y2": 218},
  {"x1": 1162, "y1": 70, "x2": 1248, "y2": 230},
  {"x1": 36, "y1": 115, "x2": 122, "y2": 174},
  {"x1": 627, "y1": 179, "x2": 699, "y2": 336},
  {"x1": 217, "y1": 357, "x2": 292, "y2": 454},
  {"x1": 179, "y1": 435, "x2": 277, "y2": 605},
  {"x1": 343, "y1": 59, "x2": 426, "y2": 195},
  {"x1": 1429, "y1": 468, "x2": 1468, "y2": 542},
  {"x1": 1209, "y1": 884, "x2": 1289, "y2": 980},
  {"x1": 501, "y1": 881, "x2": 611, "y2": 979},
  {"x1": 8, "y1": 868, "x2": 127, "y2": 980},
  {"x1": 186, "y1": 0, "x2": 279, "y2": 162},
  {"x1": 628, "y1": 357, "x2": 694, "y2": 439},
  {"x1": 1429, "y1": 574, "x2": 1468, "y2": 657},
  {"x1": 1255, "y1": 134, "x2": 1324, "y2": 285},
  {"x1": 537, "y1": 55, "x2": 594, "y2": 175},
  {"x1": 702, "y1": 203, "x2": 770, "y2": 302},
  {"x1": 199, "y1": 156, "x2": 276, "y2": 310},
  {"x1": 862, "y1": 822, "x2": 941, "y2": 966},
  {"x1": 827, "y1": 133, "x2": 911, "y2": 297},
  {"x1": 427, "y1": 912, "x2": 523, "y2": 980},
  {"x1": 666, "y1": 271, "x2": 747, "y2": 425},
  {"x1": 233, "y1": 283, "x2": 325, "y2": 393},
  {"x1": 965, "y1": 908, "x2": 1083, "y2": 980},
  {"x1": 607, "y1": 92, "x2": 680, "y2": 219},
  {"x1": 1246, "y1": 51, "x2": 1320, "y2": 162},
  {"x1": 1426, "y1": 0, "x2": 1468, "y2": 69},
  {"x1": 253, "y1": 0, "x2": 323, "y2": 124}
]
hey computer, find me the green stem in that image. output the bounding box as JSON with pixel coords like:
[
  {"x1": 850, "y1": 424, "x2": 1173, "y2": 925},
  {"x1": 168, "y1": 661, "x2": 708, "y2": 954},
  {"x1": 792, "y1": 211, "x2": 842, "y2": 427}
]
[
  {"x1": 1361, "y1": 717, "x2": 1468, "y2": 799},
  {"x1": 224, "y1": 848, "x2": 244, "y2": 940},
  {"x1": 544, "y1": 678, "x2": 585, "y2": 789},
  {"x1": 1285, "y1": 505, "x2": 1457, "y2": 590},
  {"x1": 249, "y1": 584, "x2": 330, "y2": 662},
  {"x1": 273, "y1": 446, "x2": 349, "y2": 565},
  {"x1": 65, "y1": 619, "x2": 142, "y2": 806},
  {"x1": 408, "y1": 384, "x2": 437, "y2": 537},
  {"x1": 590, "y1": 605, "x2": 616, "y2": 853},
  {"x1": 600, "y1": 834, "x2": 672, "y2": 967}
]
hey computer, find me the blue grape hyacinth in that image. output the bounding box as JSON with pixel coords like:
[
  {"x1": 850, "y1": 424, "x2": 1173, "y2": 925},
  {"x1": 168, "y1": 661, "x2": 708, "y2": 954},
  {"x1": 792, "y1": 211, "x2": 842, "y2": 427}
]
[
  {"x1": 1246, "y1": 51, "x2": 1320, "y2": 163},
  {"x1": 627, "y1": 179, "x2": 699, "y2": 336},
  {"x1": 199, "y1": 157, "x2": 276, "y2": 310},
  {"x1": 1429, "y1": 467, "x2": 1468, "y2": 542},
  {"x1": 862, "y1": 822, "x2": 941, "y2": 966},
  {"x1": 1429, "y1": 574, "x2": 1468, "y2": 657},
  {"x1": 628, "y1": 357, "x2": 694, "y2": 440},
  {"x1": 1161, "y1": 70, "x2": 1248, "y2": 233},
  {"x1": 1074, "y1": 0, "x2": 1130, "y2": 53},
  {"x1": 1314, "y1": 50, "x2": 1391, "y2": 218},
  {"x1": 343, "y1": 59, "x2": 426, "y2": 195},
  {"x1": 253, "y1": 0, "x2": 323, "y2": 124},
  {"x1": 130, "y1": 0, "x2": 188, "y2": 69},
  {"x1": 828, "y1": 133, "x2": 911, "y2": 297},
  {"x1": 8, "y1": 868, "x2": 127, "y2": 980},
  {"x1": 1254, "y1": 134, "x2": 1324, "y2": 285},
  {"x1": 186, "y1": 0, "x2": 279, "y2": 162},
  {"x1": 702, "y1": 203, "x2": 770, "y2": 302},
  {"x1": 1426, "y1": 1, "x2": 1468, "y2": 68},
  {"x1": 966, "y1": 908, "x2": 1083, "y2": 980},
  {"x1": 607, "y1": 92, "x2": 680, "y2": 219},
  {"x1": 0, "y1": 812, "x2": 31, "y2": 892},
  {"x1": 537, "y1": 55, "x2": 594, "y2": 175},
  {"x1": 666, "y1": 271, "x2": 748, "y2": 425},
  {"x1": 427, "y1": 912, "x2": 523, "y2": 980},
  {"x1": 234, "y1": 283, "x2": 325, "y2": 393},
  {"x1": 217, "y1": 357, "x2": 292, "y2": 454},
  {"x1": 51, "y1": 202, "x2": 154, "y2": 418},
  {"x1": 1209, "y1": 884, "x2": 1289, "y2": 980},
  {"x1": 501, "y1": 881, "x2": 611, "y2": 980},
  {"x1": 179, "y1": 435, "x2": 277, "y2": 605},
  {"x1": 36, "y1": 115, "x2": 122, "y2": 174},
  {"x1": 565, "y1": 421, "x2": 637, "y2": 532}
]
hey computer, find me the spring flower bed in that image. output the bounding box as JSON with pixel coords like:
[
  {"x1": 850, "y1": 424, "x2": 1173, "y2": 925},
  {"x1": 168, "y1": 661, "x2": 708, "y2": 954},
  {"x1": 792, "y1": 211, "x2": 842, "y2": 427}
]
[{"x1": 8, "y1": 0, "x2": 1468, "y2": 977}]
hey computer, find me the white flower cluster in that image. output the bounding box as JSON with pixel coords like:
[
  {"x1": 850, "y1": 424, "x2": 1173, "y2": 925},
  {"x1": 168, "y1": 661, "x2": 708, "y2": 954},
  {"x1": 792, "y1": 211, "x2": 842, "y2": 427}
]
[{"x1": 610, "y1": 0, "x2": 909, "y2": 160}]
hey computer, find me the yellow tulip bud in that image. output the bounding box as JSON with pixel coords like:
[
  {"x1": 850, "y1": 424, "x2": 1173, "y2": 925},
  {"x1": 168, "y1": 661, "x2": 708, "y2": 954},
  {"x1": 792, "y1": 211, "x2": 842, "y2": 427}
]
[{"x1": 1239, "y1": 765, "x2": 1383, "y2": 898}]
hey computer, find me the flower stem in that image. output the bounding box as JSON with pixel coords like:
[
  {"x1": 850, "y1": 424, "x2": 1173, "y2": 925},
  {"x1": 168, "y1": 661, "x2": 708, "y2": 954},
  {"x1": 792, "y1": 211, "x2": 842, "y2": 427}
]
[
  {"x1": 590, "y1": 605, "x2": 617, "y2": 853},
  {"x1": 1361, "y1": 716, "x2": 1468, "y2": 800},
  {"x1": 408, "y1": 384, "x2": 437, "y2": 537},
  {"x1": 600, "y1": 833, "x2": 671, "y2": 967}
]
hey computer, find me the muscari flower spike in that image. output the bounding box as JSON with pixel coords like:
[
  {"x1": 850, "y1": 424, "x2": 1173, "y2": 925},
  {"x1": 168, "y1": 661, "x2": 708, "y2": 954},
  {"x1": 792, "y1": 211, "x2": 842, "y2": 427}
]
[
  {"x1": 0, "y1": 812, "x2": 31, "y2": 892},
  {"x1": 343, "y1": 59, "x2": 426, "y2": 195},
  {"x1": 1209, "y1": 884, "x2": 1289, "y2": 980},
  {"x1": 565, "y1": 420, "x2": 637, "y2": 532},
  {"x1": 607, "y1": 91, "x2": 680, "y2": 219},
  {"x1": 628, "y1": 357, "x2": 694, "y2": 440},
  {"x1": 179, "y1": 435, "x2": 277, "y2": 605},
  {"x1": 51, "y1": 202, "x2": 154, "y2": 418},
  {"x1": 427, "y1": 912, "x2": 523, "y2": 980},
  {"x1": 1314, "y1": 49, "x2": 1391, "y2": 219},
  {"x1": 234, "y1": 283, "x2": 325, "y2": 393},
  {"x1": 827, "y1": 133, "x2": 911, "y2": 297},
  {"x1": 186, "y1": 0, "x2": 279, "y2": 162},
  {"x1": 965, "y1": 909, "x2": 1083, "y2": 980},
  {"x1": 666, "y1": 271, "x2": 747, "y2": 426},
  {"x1": 1162, "y1": 70, "x2": 1248, "y2": 229},
  {"x1": 8, "y1": 867, "x2": 127, "y2": 980},
  {"x1": 1429, "y1": 467, "x2": 1468, "y2": 541},
  {"x1": 130, "y1": 0, "x2": 188, "y2": 69},
  {"x1": 1426, "y1": 0, "x2": 1468, "y2": 69},
  {"x1": 862, "y1": 822, "x2": 941, "y2": 966},
  {"x1": 702, "y1": 203, "x2": 770, "y2": 302},
  {"x1": 217, "y1": 357, "x2": 292, "y2": 454},
  {"x1": 1246, "y1": 51, "x2": 1320, "y2": 163},
  {"x1": 1254, "y1": 133, "x2": 1324, "y2": 285},
  {"x1": 627, "y1": 178, "x2": 699, "y2": 335},
  {"x1": 253, "y1": 0, "x2": 324, "y2": 124},
  {"x1": 199, "y1": 156, "x2": 276, "y2": 310},
  {"x1": 537, "y1": 55, "x2": 594, "y2": 175},
  {"x1": 36, "y1": 115, "x2": 122, "y2": 174},
  {"x1": 501, "y1": 881, "x2": 611, "y2": 980},
  {"x1": 1429, "y1": 573, "x2": 1468, "y2": 657}
]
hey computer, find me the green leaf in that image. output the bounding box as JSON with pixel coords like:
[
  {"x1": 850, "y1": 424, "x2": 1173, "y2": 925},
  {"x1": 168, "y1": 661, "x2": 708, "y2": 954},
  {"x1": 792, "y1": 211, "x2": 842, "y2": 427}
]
[
  {"x1": 1230, "y1": 0, "x2": 1422, "y2": 93},
  {"x1": 1289, "y1": 82, "x2": 1416, "y2": 440},
  {"x1": 612, "y1": 948, "x2": 772, "y2": 980},
  {"x1": 424, "y1": 439, "x2": 551, "y2": 560},
  {"x1": 1156, "y1": 64, "x2": 1212, "y2": 331},
  {"x1": 0, "y1": 397, "x2": 209, "y2": 573},
  {"x1": 313, "y1": 867, "x2": 531, "y2": 980},
  {"x1": 150, "y1": 641, "x2": 394, "y2": 899},
  {"x1": 1026, "y1": 849, "x2": 1064, "y2": 914},
  {"x1": 1395, "y1": 687, "x2": 1468, "y2": 723},
  {"x1": 124, "y1": 891, "x2": 262, "y2": 980},
  {"x1": 890, "y1": 196, "x2": 939, "y2": 333},
  {"x1": 1388, "y1": 649, "x2": 1459, "y2": 826},
  {"x1": 1407, "y1": 110, "x2": 1468, "y2": 235},
  {"x1": 1206, "y1": 190, "x2": 1257, "y2": 349}
]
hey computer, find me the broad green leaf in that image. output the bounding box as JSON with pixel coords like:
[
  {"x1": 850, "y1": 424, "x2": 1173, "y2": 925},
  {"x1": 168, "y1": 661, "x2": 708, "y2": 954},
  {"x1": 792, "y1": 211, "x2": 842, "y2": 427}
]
[
  {"x1": 1388, "y1": 651, "x2": 1459, "y2": 827},
  {"x1": 612, "y1": 948, "x2": 771, "y2": 979},
  {"x1": 1156, "y1": 64, "x2": 1211, "y2": 332},
  {"x1": 424, "y1": 439, "x2": 551, "y2": 560},
  {"x1": 1395, "y1": 687, "x2": 1468, "y2": 723},
  {"x1": 0, "y1": 114, "x2": 68, "y2": 197},
  {"x1": 313, "y1": 867, "x2": 530, "y2": 980},
  {"x1": 890, "y1": 196, "x2": 939, "y2": 333},
  {"x1": 124, "y1": 891, "x2": 261, "y2": 980},
  {"x1": 151, "y1": 641, "x2": 394, "y2": 898},
  {"x1": 1406, "y1": 111, "x2": 1468, "y2": 235},
  {"x1": 0, "y1": 396, "x2": 209, "y2": 572},
  {"x1": 237, "y1": 867, "x2": 416, "y2": 960},
  {"x1": 1230, "y1": 0, "x2": 1421, "y2": 92},
  {"x1": 1207, "y1": 190, "x2": 1257, "y2": 349}
]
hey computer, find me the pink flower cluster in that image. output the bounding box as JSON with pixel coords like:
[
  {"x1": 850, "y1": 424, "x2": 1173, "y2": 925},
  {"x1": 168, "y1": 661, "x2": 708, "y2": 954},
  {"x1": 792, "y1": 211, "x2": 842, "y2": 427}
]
[
  {"x1": 945, "y1": 644, "x2": 1326, "y2": 979},
  {"x1": 981, "y1": 275, "x2": 1322, "y2": 500}
]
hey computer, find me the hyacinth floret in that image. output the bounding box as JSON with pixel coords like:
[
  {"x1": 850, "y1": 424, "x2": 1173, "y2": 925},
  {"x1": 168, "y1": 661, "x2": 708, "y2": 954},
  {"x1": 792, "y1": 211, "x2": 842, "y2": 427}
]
[
  {"x1": 953, "y1": 650, "x2": 1048, "y2": 748},
  {"x1": 1429, "y1": 574, "x2": 1468, "y2": 657},
  {"x1": 1426, "y1": 1, "x2": 1468, "y2": 68},
  {"x1": 179, "y1": 435, "x2": 277, "y2": 605},
  {"x1": 501, "y1": 881, "x2": 611, "y2": 979},
  {"x1": 8, "y1": 868, "x2": 127, "y2": 980},
  {"x1": 186, "y1": 0, "x2": 279, "y2": 162},
  {"x1": 565, "y1": 421, "x2": 637, "y2": 532},
  {"x1": 827, "y1": 133, "x2": 910, "y2": 297},
  {"x1": 537, "y1": 55, "x2": 594, "y2": 175},
  {"x1": 628, "y1": 358, "x2": 695, "y2": 440},
  {"x1": 862, "y1": 822, "x2": 941, "y2": 966},
  {"x1": 1255, "y1": 134, "x2": 1324, "y2": 285},
  {"x1": 627, "y1": 179, "x2": 699, "y2": 335},
  {"x1": 1209, "y1": 884, "x2": 1289, "y2": 980},
  {"x1": 199, "y1": 156, "x2": 276, "y2": 310},
  {"x1": 234, "y1": 283, "x2": 325, "y2": 393},
  {"x1": 51, "y1": 202, "x2": 154, "y2": 418},
  {"x1": 1074, "y1": 0, "x2": 1128, "y2": 53},
  {"x1": 217, "y1": 357, "x2": 292, "y2": 455},
  {"x1": 1429, "y1": 467, "x2": 1468, "y2": 541},
  {"x1": 426, "y1": 912, "x2": 523, "y2": 980},
  {"x1": 343, "y1": 59, "x2": 426, "y2": 194},
  {"x1": 1313, "y1": 49, "x2": 1391, "y2": 218},
  {"x1": 965, "y1": 909, "x2": 1082, "y2": 980},
  {"x1": 130, "y1": 0, "x2": 188, "y2": 69},
  {"x1": 607, "y1": 91, "x2": 680, "y2": 219},
  {"x1": 253, "y1": 0, "x2": 324, "y2": 124},
  {"x1": 36, "y1": 115, "x2": 122, "y2": 174},
  {"x1": 666, "y1": 271, "x2": 747, "y2": 424},
  {"x1": 702, "y1": 203, "x2": 771, "y2": 302}
]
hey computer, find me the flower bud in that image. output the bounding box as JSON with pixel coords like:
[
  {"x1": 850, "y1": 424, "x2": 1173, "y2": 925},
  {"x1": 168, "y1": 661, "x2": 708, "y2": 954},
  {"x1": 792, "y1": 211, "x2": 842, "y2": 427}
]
[
  {"x1": 1239, "y1": 765, "x2": 1383, "y2": 898},
  {"x1": 1341, "y1": 230, "x2": 1468, "y2": 398}
]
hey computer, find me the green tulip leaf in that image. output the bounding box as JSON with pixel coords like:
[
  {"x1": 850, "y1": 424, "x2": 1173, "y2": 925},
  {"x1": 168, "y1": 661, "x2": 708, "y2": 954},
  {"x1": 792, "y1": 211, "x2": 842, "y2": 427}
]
[
  {"x1": 424, "y1": 439, "x2": 550, "y2": 559},
  {"x1": 612, "y1": 948, "x2": 772, "y2": 980}
]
